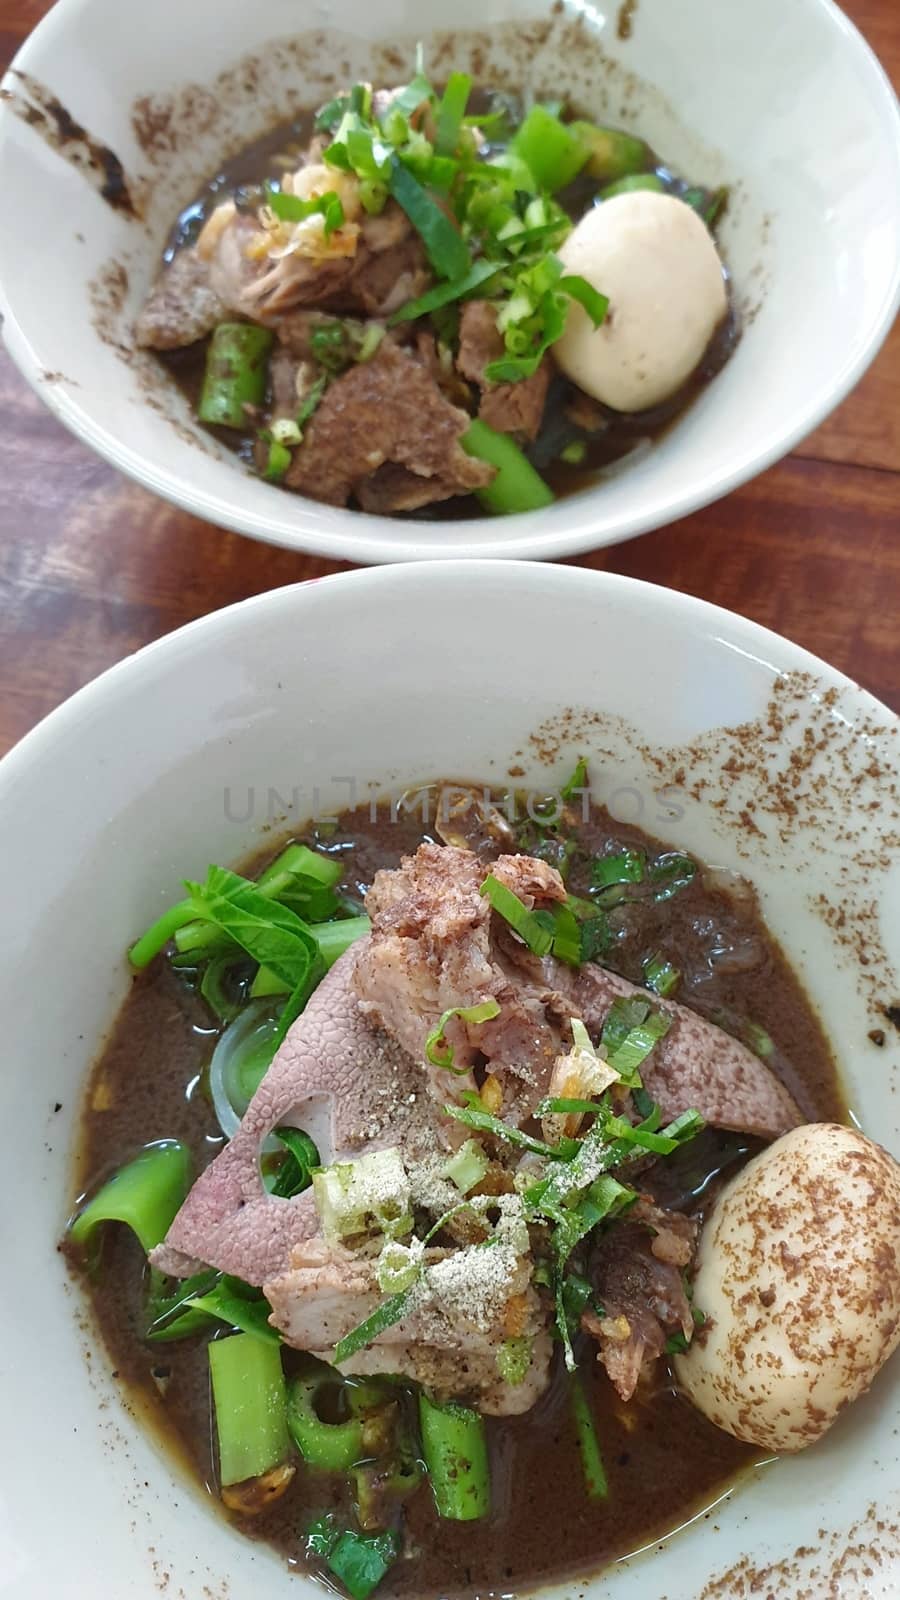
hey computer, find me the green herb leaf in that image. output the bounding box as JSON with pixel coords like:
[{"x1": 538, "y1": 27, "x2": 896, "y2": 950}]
[
  {"x1": 297, "y1": 375, "x2": 328, "y2": 427},
  {"x1": 270, "y1": 1127, "x2": 320, "y2": 1199},
  {"x1": 388, "y1": 258, "x2": 503, "y2": 324}
]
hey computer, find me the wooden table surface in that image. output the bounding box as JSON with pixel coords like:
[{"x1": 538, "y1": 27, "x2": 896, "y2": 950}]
[{"x1": 1, "y1": 0, "x2": 898, "y2": 758}]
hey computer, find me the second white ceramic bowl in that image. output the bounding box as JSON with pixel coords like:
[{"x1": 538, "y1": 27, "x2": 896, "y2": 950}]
[{"x1": 0, "y1": 562, "x2": 899, "y2": 1595}]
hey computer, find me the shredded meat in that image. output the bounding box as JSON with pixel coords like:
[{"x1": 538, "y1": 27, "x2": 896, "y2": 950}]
[
  {"x1": 349, "y1": 205, "x2": 431, "y2": 315},
  {"x1": 584, "y1": 1198, "x2": 698, "y2": 1400},
  {"x1": 134, "y1": 248, "x2": 226, "y2": 350},
  {"x1": 284, "y1": 341, "x2": 493, "y2": 509},
  {"x1": 354, "y1": 840, "x2": 804, "y2": 1140},
  {"x1": 457, "y1": 300, "x2": 551, "y2": 440}
]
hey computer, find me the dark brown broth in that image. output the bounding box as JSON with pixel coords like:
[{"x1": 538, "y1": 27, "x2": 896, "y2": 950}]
[
  {"x1": 156, "y1": 96, "x2": 738, "y2": 516},
  {"x1": 73, "y1": 799, "x2": 842, "y2": 1597}
]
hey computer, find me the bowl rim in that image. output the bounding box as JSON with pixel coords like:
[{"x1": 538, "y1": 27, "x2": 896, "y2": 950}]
[
  {"x1": 0, "y1": 562, "x2": 896, "y2": 798},
  {"x1": 1, "y1": 0, "x2": 899, "y2": 562}
]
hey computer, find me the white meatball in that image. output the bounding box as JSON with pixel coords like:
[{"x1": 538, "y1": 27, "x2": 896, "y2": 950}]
[
  {"x1": 674, "y1": 1124, "x2": 900, "y2": 1452},
  {"x1": 555, "y1": 191, "x2": 728, "y2": 412}
]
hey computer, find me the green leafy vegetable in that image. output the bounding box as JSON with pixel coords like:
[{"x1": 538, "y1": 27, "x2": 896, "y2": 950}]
[
  {"x1": 187, "y1": 1278, "x2": 279, "y2": 1343},
  {"x1": 424, "y1": 998, "x2": 501, "y2": 1070},
  {"x1": 260, "y1": 433, "x2": 292, "y2": 482},
  {"x1": 601, "y1": 997, "x2": 672, "y2": 1087},
  {"x1": 591, "y1": 849, "x2": 645, "y2": 891},
  {"x1": 270, "y1": 1127, "x2": 320, "y2": 1199},
  {"x1": 445, "y1": 1099, "x2": 567, "y2": 1159},
  {"x1": 558, "y1": 274, "x2": 609, "y2": 327}
]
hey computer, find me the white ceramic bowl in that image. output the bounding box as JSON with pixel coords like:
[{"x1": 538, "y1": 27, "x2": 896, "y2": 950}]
[
  {"x1": 1, "y1": 561, "x2": 899, "y2": 1596},
  {"x1": 0, "y1": 0, "x2": 898, "y2": 563}
]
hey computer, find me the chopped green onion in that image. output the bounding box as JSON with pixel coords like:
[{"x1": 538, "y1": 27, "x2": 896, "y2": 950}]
[
  {"x1": 68, "y1": 1140, "x2": 191, "y2": 1264},
  {"x1": 385, "y1": 72, "x2": 434, "y2": 120},
  {"x1": 388, "y1": 157, "x2": 471, "y2": 280},
  {"x1": 560, "y1": 440, "x2": 587, "y2": 465},
  {"x1": 642, "y1": 953, "x2": 680, "y2": 998},
  {"x1": 604, "y1": 1008, "x2": 671, "y2": 1087},
  {"x1": 441, "y1": 1138, "x2": 490, "y2": 1195},
  {"x1": 559, "y1": 274, "x2": 609, "y2": 327},
  {"x1": 388, "y1": 258, "x2": 502, "y2": 324},
  {"x1": 271, "y1": 417, "x2": 302, "y2": 447},
  {"x1": 435, "y1": 71, "x2": 472, "y2": 155},
  {"x1": 333, "y1": 1289, "x2": 414, "y2": 1366},
  {"x1": 445, "y1": 1100, "x2": 565, "y2": 1159},
  {"x1": 649, "y1": 851, "x2": 697, "y2": 901},
  {"x1": 297, "y1": 374, "x2": 328, "y2": 426},
  {"x1": 315, "y1": 95, "x2": 352, "y2": 132},
  {"x1": 480, "y1": 871, "x2": 556, "y2": 953},
  {"x1": 570, "y1": 1370, "x2": 608, "y2": 1498},
  {"x1": 287, "y1": 1363, "x2": 377, "y2": 1471},
  {"x1": 209, "y1": 1333, "x2": 291, "y2": 1487},
  {"x1": 682, "y1": 184, "x2": 729, "y2": 228},
  {"x1": 548, "y1": 901, "x2": 582, "y2": 967},
  {"x1": 424, "y1": 999, "x2": 501, "y2": 1070},
  {"x1": 591, "y1": 849, "x2": 645, "y2": 890}
]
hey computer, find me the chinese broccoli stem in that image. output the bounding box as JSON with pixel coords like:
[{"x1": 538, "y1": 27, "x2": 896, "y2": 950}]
[
  {"x1": 198, "y1": 323, "x2": 274, "y2": 430},
  {"x1": 209, "y1": 1333, "x2": 291, "y2": 1487},
  {"x1": 418, "y1": 1392, "x2": 490, "y2": 1520}
]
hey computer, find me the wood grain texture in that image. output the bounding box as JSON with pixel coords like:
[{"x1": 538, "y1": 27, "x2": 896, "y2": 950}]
[{"x1": 0, "y1": 0, "x2": 898, "y2": 758}]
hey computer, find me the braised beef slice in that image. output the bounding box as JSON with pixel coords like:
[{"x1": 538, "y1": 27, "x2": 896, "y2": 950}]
[
  {"x1": 285, "y1": 341, "x2": 494, "y2": 509},
  {"x1": 457, "y1": 299, "x2": 551, "y2": 440}
]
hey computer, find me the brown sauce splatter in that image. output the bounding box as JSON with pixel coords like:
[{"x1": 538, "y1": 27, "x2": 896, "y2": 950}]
[{"x1": 6, "y1": 70, "x2": 140, "y2": 216}]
